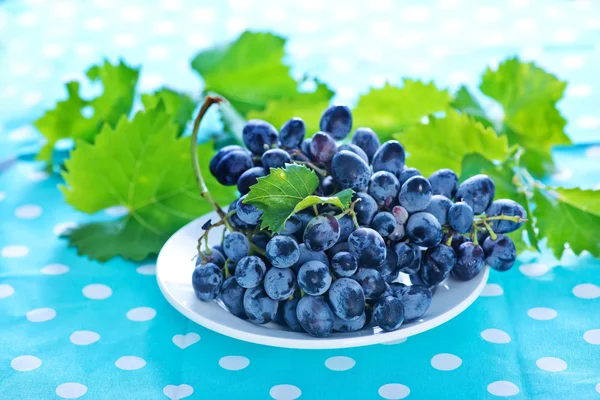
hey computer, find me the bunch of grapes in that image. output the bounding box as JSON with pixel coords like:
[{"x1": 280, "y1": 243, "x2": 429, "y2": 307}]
[{"x1": 193, "y1": 105, "x2": 526, "y2": 338}]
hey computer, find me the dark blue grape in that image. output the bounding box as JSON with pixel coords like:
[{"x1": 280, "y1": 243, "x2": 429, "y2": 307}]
[
  {"x1": 319, "y1": 105, "x2": 352, "y2": 140},
  {"x1": 236, "y1": 195, "x2": 264, "y2": 225},
  {"x1": 318, "y1": 175, "x2": 335, "y2": 196},
  {"x1": 303, "y1": 215, "x2": 340, "y2": 252},
  {"x1": 395, "y1": 284, "x2": 432, "y2": 321},
  {"x1": 251, "y1": 232, "x2": 271, "y2": 250},
  {"x1": 296, "y1": 295, "x2": 335, "y2": 337},
  {"x1": 242, "y1": 119, "x2": 278, "y2": 155},
  {"x1": 210, "y1": 146, "x2": 253, "y2": 186},
  {"x1": 428, "y1": 168, "x2": 458, "y2": 199},
  {"x1": 292, "y1": 210, "x2": 316, "y2": 242},
  {"x1": 281, "y1": 215, "x2": 302, "y2": 236},
  {"x1": 485, "y1": 199, "x2": 526, "y2": 233},
  {"x1": 450, "y1": 234, "x2": 471, "y2": 253},
  {"x1": 421, "y1": 244, "x2": 456, "y2": 286},
  {"x1": 331, "y1": 150, "x2": 371, "y2": 192},
  {"x1": 228, "y1": 199, "x2": 253, "y2": 230},
  {"x1": 297, "y1": 261, "x2": 332, "y2": 295},
  {"x1": 219, "y1": 277, "x2": 247, "y2": 319},
  {"x1": 235, "y1": 256, "x2": 266, "y2": 288},
  {"x1": 394, "y1": 242, "x2": 422, "y2": 275},
  {"x1": 378, "y1": 246, "x2": 400, "y2": 284},
  {"x1": 453, "y1": 242, "x2": 485, "y2": 281},
  {"x1": 300, "y1": 138, "x2": 314, "y2": 160},
  {"x1": 333, "y1": 312, "x2": 366, "y2": 332},
  {"x1": 331, "y1": 251, "x2": 358, "y2": 277},
  {"x1": 351, "y1": 127, "x2": 380, "y2": 162},
  {"x1": 399, "y1": 176, "x2": 432, "y2": 213},
  {"x1": 261, "y1": 148, "x2": 291, "y2": 170},
  {"x1": 192, "y1": 263, "x2": 223, "y2": 302},
  {"x1": 352, "y1": 268, "x2": 386, "y2": 301},
  {"x1": 398, "y1": 167, "x2": 421, "y2": 188},
  {"x1": 369, "y1": 171, "x2": 400, "y2": 208},
  {"x1": 338, "y1": 143, "x2": 368, "y2": 163},
  {"x1": 425, "y1": 195, "x2": 452, "y2": 225},
  {"x1": 327, "y1": 241, "x2": 350, "y2": 259},
  {"x1": 237, "y1": 166, "x2": 266, "y2": 195},
  {"x1": 374, "y1": 296, "x2": 405, "y2": 331},
  {"x1": 371, "y1": 212, "x2": 397, "y2": 238},
  {"x1": 406, "y1": 212, "x2": 443, "y2": 247},
  {"x1": 448, "y1": 201, "x2": 474, "y2": 234},
  {"x1": 372, "y1": 140, "x2": 406, "y2": 177},
  {"x1": 279, "y1": 117, "x2": 306, "y2": 149},
  {"x1": 264, "y1": 267, "x2": 296, "y2": 300},
  {"x1": 327, "y1": 278, "x2": 365, "y2": 321},
  {"x1": 483, "y1": 234, "x2": 516, "y2": 271},
  {"x1": 336, "y1": 214, "x2": 354, "y2": 243},
  {"x1": 348, "y1": 228, "x2": 387, "y2": 268},
  {"x1": 293, "y1": 243, "x2": 330, "y2": 273},
  {"x1": 223, "y1": 232, "x2": 250, "y2": 262},
  {"x1": 266, "y1": 235, "x2": 300, "y2": 268},
  {"x1": 197, "y1": 248, "x2": 225, "y2": 269},
  {"x1": 243, "y1": 286, "x2": 279, "y2": 324},
  {"x1": 283, "y1": 297, "x2": 304, "y2": 331},
  {"x1": 455, "y1": 174, "x2": 495, "y2": 214},
  {"x1": 352, "y1": 192, "x2": 378, "y2": 225},
  {"x1": 310, "y1": 132, "x2": 337, "y2": 164}
]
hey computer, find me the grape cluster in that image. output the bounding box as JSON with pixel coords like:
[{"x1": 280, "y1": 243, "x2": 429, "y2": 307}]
[{"x1": 193, "y1": 105, "x2": 527, "y2": 338}]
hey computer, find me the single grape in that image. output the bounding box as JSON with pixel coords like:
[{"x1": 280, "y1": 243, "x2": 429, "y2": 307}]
[
  {"x1": 304, "y1": 215, "x2": 340, "y2": 252},
  {"x1": 236, "y1": 195, "x2": 264, "y2": 225},
  {"x1": 296, "y1": 295, "x2": 335, "y2": 337},
  {"x1": 319, "y1": 104, "x2": 353, "y2": 140},
  {"x1": 283, "y1": 297, "x2": 304, "y2": 331},
  {"x1": 477, "y1": 229, "x2": 489, "y2": 245},
  {"x1": 398, "y1": 167, "x2": 421, "y2": 188},
  {"x1": 310, "y1": 132, "x2": 337, "y2": 164},
  {"x1": 337, "y1": 143, "x2": 369, "y2": 163},
  {"x1": 378, "y1": 246, "x2": 400, "y2": 284},
  {"x1": 453, "y1": 242, "x2": 485, "y2": 281},
  {"x1": 485, "y1": 199, "x2": 526, "y2": 233},
  {"x1": 333, "y1": 312, "x2": 366, "y2": 332},
  {"x1": 352, "y1": 192, "x2": 378, "y2": 225},
  {"x1": 372, "y1": 140, "x2": 406, "y2": 177},
  {"x1": 293, "y1": 243, "x2": 330, "y2": 273},
  {"x1": 327, "y1": 241, "x2": 350, "y2": 259},
  {"x1": 421, "y1": 244, "x2": 456, "y2": 286},
  {"x1": 297, "y1": 261, "x2": 332, "y2": 295},
  {"x1": 455, "y1": 174, "x2": 495, "y2": 214},
  {"x1": 292, "y1": 210, "x2": 316, "y2": 242},
  {"x1": 406, "y1": 212, "x2": 443, "y2": 247},
  {"x1": 399, "y1": 175, "x2": 432, "y2": 213},
  {"x1": 351, "y1": 127, "x2": 380, "y2": 162},
  {"x1": 279, "y1": 117, "x2": 306, "y2": 149},
  {"x1": 242, "y1": 119, "x2": 278, "y2": 155},
  {"x1": 266, "y1": 235, "x2": 300, "y2": 268},
  {"x1": 428, "y1": 168, "x2": 458, "y2": 199},
  {"x1": 261, "y1": 148, "x2": 291, "y2": 170},
  {"x1": 210, "y1": 146, "x2": 253, "y2": 186},
  {"x1": 243, "y1": 286, "x2": 279, "y2": 324},
  {"x1": 395, "y1": 284, "x2": 432, "y2": 321},
  {"x1": 227, "y1": 199, "x2": 254, "y2": 230},
  {"x1": 300, "y1": 138, "x2": 314, "y2": 160},
  {"x1": 264, "y1": 267, "x2": 296, "y2": 300},
  {"x1": 223, "y1": 232, "x2": 250, "y2": 263},
  {"x1": 369, "y1": 171, "x2": 400, "y2": 208},
  {"x1": 192, "y1": 263, "x2": 223, "y2": 302},
  {"x1": 219, "y1": 277, "x2": 247, "y2": 319},
  {"x1": 237, "y1": 166, "x2": 266, "y2": 195},
  {"x1": 371, "y1": 212, "x2": 397, "y2": 238},
  {"x1": 197, "y1": 248, "x2": 225, "y2": 269},
  {"x1": 235, "y1": 256, "x2": 266, "y2": 288},
  {"x1": 280, "y1": 215, "x2": 302, "y2": 236},
  {"x1": 331, "y1": 251, "x2": 358, "y2": 277},
  {"x1": 394, "y1": 242, "x2": 422, "y2": 275},
  {"x1": 351, "y1": 268, "x2": 386, "y2": 300},
  {"x1": 425, "y1": 195, "x2": 452, "y2": 225},
  {"x1": 449, "y1": 234, "x2": 471, "y2": 253},
  {"x1": 327, "y1": 278, "x2": 365, "y2": 321},
  {"x1": 374, "y1": 296, "x2": 405, "y2": 331},
  {"x1": 337, "y1": 214, "x2": 354, "y2": 243},
  {"x1": 348, "y1": 228, "x2": 387, "y2": 268},
  {"x1": 483, "y1": 234, "x2": 517, "y2": 271},
  {"x1": 331, "y1": 150, "x2": 371, "y2": 192},
  {"x1": 447, "y1": 201, "x2": 474, "y2": 234},
  {"x1": 249, "y1": 232, "x2": 270, "y2": 251}
]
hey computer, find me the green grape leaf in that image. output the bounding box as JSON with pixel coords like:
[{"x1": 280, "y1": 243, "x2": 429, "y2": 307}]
[
  {"x1": 141, "y1": 88, "x2": 196, "y2": 136},
  {"x1": 396, "y1": 109, "x2": 509, "y2": 177},
  {"x1": 60, "y1": 102, "x2": 236, "y2": 261},
  {"x1": 35, "y1": 59, "x2": 139, "y2": 163},
  {"x1": 291, "y1": 189, "x2": 354, "y2": 218},
  {"x1": 451, "y1": 86, "x2": 495, "y2": 130},
  {"x1": 353, "y1": 80, "x2": 450, "y2": 141},
  {"x1": 533, "y1": 187, "x2": 600, "y2": 258}
]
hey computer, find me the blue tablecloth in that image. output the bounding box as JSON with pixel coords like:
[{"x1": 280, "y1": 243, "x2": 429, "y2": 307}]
[{"x1": 1, "y1": 1, "x2": 600, "y2": 399}]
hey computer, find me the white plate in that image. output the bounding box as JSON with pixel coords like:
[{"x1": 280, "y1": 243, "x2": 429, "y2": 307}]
[{"x1": 157, "y1": 211, "x2": 489, "y2": 349}]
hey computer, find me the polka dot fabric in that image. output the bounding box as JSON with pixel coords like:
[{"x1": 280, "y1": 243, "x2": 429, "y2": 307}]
[{"x1": 1, "y1": 1, "x2": 600, "y2": 399}]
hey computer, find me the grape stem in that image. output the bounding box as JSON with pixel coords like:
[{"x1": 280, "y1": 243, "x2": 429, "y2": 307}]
[
  {"x1": 482, "y1": 220, "x2": 498, "y2": 240},
  {"x1": 337, "y1": 198, "x2": 361, "y2": 229},
  {"x1": 223, "y1": 259, "x2": 230, "y2": 279},
  {"x1": 190, "y1": 95, "x2": 228, "y2": 220},
  {"x1": 196, "y1": 210, "x2": 236, "y2": 254}
]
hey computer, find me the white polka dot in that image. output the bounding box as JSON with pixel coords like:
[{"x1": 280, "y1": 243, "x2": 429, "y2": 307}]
[
  {"x1": 53, "y1": 222, "x2": 77, "y2": 236},
  {"x1": 115, "y1": 356, "x2": 146, "y2": 370},
  {"x1": 191, "y1": 7, "x2": 216, "y2": 23},
  {"x1": 270, "y1": 384, "x2": 302, "y2": 400},
  {"x1": 56, "y1": 382, "x2": 87, "y2": 399},
  {"x1": 573, "y1": 283, "x2": 600, "y2": 299},
  {"x1": 583, "y1": 329, "x2": 600, "y2": 345},
  {"x1": 219, "y1": 356, "x2": 250, "y2": 371},
  {"x1": 154, "y1": 20, "x2": 177, "y2": 35},
  {"x1": 11, "y1": 355, "x2": 42, "y2": 371},
  {"x1": 481, "y1": 283, "x2": 504, "y2": 297},
  {"x1": 85, "y1": 17, "x2": 105, "y2": 30},
  {"x1": 15, "y1": 204, "x2": 42, "y2": 219},
  {"x1": 127, "y1": 307, "x2": 156, "y2": 322},
  {"x1": 23, "y1": 92, "x2": 43, "y2": 107},
  {"x1": 0, "y1": 284, "x2": 15, "y2": 298},
  {"x1": 487, "y1": 381, "x2": 519, "y2": 397},
  {"x1": 114, "y1": 33, "x2": 137, "y2": 48},
  {"x1": 555, "y1": 28, "x2": 577, "y2": 43},
  {"x1": 596, "y1": 383, "x2": 600, "y2": 394},
  {"x1": 576, "y1": 116, "x2": 600, "y2": 129},
  {"x1": 378, "y1": 383, "x2": 410, "y2": 399},
  {"x1": 431, "y1": 353, "x2": 462, "y2": 371},
  {"x1": 567, "y1": 84, "x2": 593, "y2": 98},
  {"x1": 519, "y1": 263, "x2": 549, "y2": 277},
  {"x1": 136, "y1": 264, "x2": 156, "y2": 275},
  {"x1": 70, "y1": 330, "x2": 100, "y2": 345},
  {"x1": 163, "y1": 384, "x2": 194, "y2": 400},
  {"x1": 481, "y1": 328, "x2": 511, "y2": 344},
  {"x1": 324, "y1": 356, "x2": 355, "y2": 371},
  {"x1": 41, "y1": 263, "x2": 70, "y2": 275},
  {"x1": 527, "y1": 307, "x2": 557, "y2": 320},
  {"x1": 382, "y1": 338, "x2": 407, "y2": 345},
  {"x1": 536, "y1": 357, "x2": 567, "y2": 372},
  {"x1": 82, "y1": 284, "x2": 112, "y2": 300},
  {"x1": 120, "y1": 6, "x2": 144, "y2": 22},
  {"x1": 104, "y1": 205, "x2": 129, "y2": 217},
  {"x1": 562, "y1": 55, "x2": 585, "y2": 69},
  {"x1": 27, "y1": 307, "x2": 56, "y2": 322},
  {"x1": 2, "y1": 245, "x2": 30, "y2": 258},
  {"x1": 28, "y1": 170, "x2": 49, "y2": 182}
]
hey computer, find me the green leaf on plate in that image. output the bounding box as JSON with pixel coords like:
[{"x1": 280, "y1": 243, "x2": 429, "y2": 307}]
[{"x1": 141, "y1": 88, "x2": 196, "y2": 136}]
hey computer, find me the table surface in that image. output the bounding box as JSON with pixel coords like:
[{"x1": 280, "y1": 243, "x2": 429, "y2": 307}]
[{"x1": 1, "y1": 1, "x2": 600, "y2": 399}]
